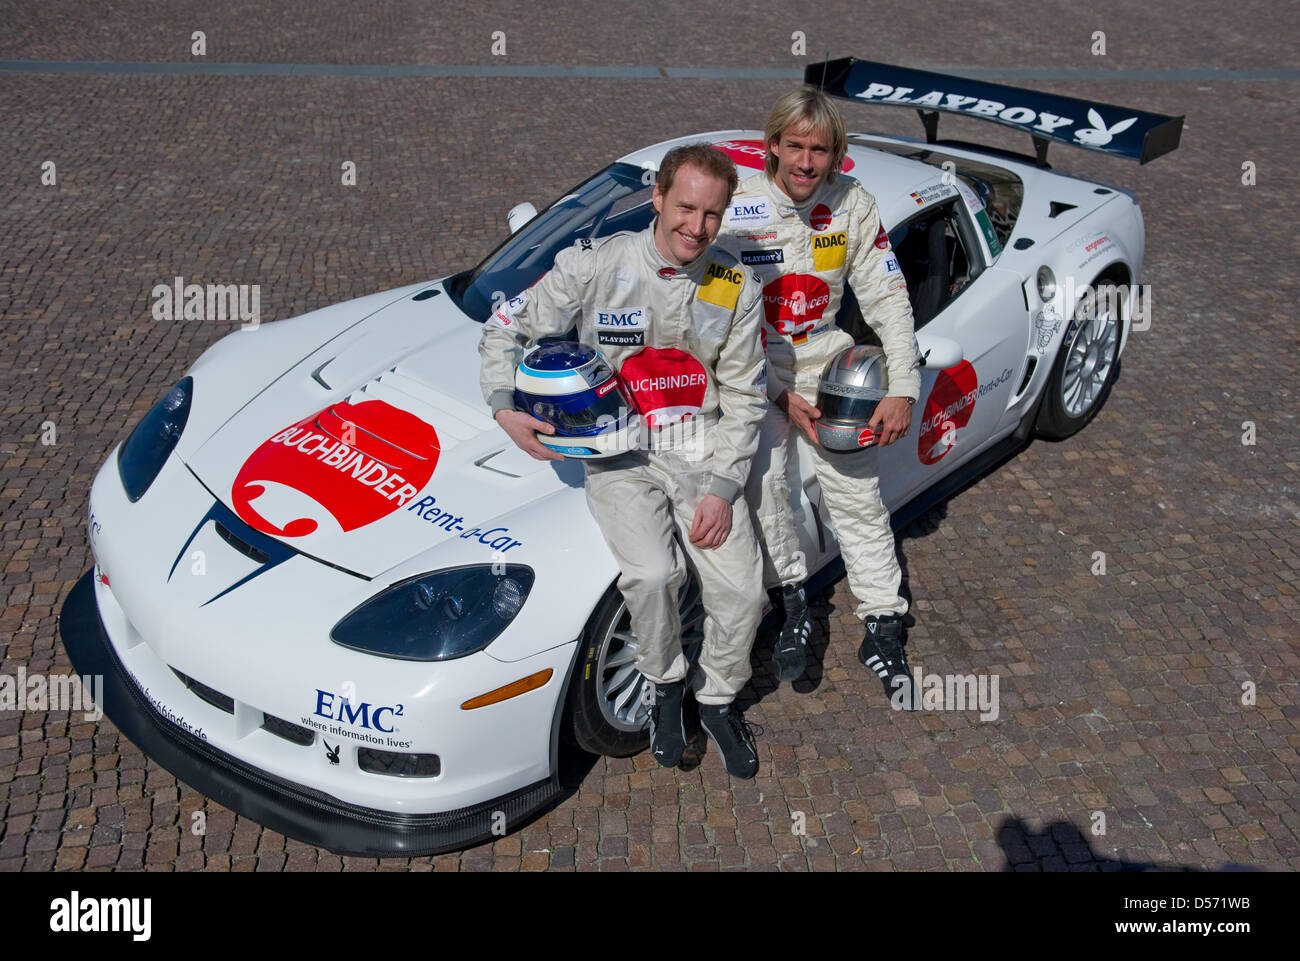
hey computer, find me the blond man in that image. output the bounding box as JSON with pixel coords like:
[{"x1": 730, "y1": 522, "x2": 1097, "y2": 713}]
[{"x1": 714, "y1": 89, "x2": 922, "y2": 701}]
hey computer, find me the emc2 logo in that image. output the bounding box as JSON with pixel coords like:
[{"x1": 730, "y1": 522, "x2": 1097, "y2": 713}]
[{"x1": 314, "y1": 689, "x2": 405, "y2": 732}]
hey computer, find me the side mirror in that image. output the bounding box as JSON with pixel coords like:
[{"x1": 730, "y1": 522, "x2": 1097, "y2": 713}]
[
  {"x1": 507, "y1": 202, "x2": 538, "y2": 234},
  {"x1": 916, "y1": 333, "x2": 963, "y2": 370}
]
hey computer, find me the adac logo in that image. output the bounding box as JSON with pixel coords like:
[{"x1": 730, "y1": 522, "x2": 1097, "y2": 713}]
[
  {"x1": 762, "y1": 274, "x2": 831, "y2": 336},
  {"x1": 618, "y1": 347, "x2": 708, "y2": 428},
  {"x1": 710, "y1": 139, "x2": 855, "y2": 173},
  {"x1": 232, "y1": 400, "x2": 440, "y2": 539},
  {"x1": 812, "y1": 231, "x2": 847, "y2": 272},
  {"x1": 697, "y1": 262, "x2": 744, "y2": 310},
  {"x1": 918, "y1": 361, "x2": 978, "y2": 465}
]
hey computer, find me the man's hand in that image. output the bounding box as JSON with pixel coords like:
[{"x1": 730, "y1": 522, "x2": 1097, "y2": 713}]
[
  {"x1": 688, "y1": 493, "x2": 733, "y2": 550},
  {"x1": 869, "y1": 396, "x2": 913, "y2": 447},
  {"x1": 494, "y1": 409, "x2": 565, "y2": 461},
  {"x1": 776, "y1": 389, "x2": 822, "y2": 445}
]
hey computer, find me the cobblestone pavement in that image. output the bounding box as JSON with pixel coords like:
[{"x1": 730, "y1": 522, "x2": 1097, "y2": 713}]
[{"x1": 1, "y1": 1, "x2": 1297, "y2": 872}]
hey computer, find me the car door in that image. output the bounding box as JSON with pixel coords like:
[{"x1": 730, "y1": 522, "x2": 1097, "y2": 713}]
[{"x1": 839, "y1": 190, "x2": 1030, "y2": 510}]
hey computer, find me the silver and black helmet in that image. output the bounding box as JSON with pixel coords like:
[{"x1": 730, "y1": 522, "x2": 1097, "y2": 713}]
[{"x1": 815, "y1": 345, "x2": 889, "y2": 453}]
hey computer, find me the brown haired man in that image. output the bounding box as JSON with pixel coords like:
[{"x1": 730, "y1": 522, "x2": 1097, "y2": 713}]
[
  {"x1": 714, "y1": 89, "x2": 923, "y2": 704},
  {"x1": 480, "y1": 145, "x2": 769, "y2": 777}
]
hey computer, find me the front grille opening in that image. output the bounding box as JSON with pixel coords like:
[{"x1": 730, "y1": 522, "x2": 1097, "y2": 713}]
[
  {"x1": 261, "y1": 713, "x2": 316, "y2": 746},
  {"x1": 214, "y1": 521, "x2": 270, "y2": 564},
  {"x1": 358, "y1": 749, "x2": 441, "y2": 778},
  {"x1": 171, "y1": 668, "x2": 234, "y2": 714}
]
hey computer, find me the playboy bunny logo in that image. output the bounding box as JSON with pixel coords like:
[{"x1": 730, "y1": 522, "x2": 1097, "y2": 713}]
[
  {"x1": 324, "y1": 740, "x2": 340, "y2": 765},
  {"x1": 1074, "y1": 109, "x2": 1137, "y2": 147}
]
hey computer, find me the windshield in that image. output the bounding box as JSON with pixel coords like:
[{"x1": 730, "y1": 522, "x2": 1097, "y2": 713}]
[
  {"x1": 448, "y1": 163, "x2": 655, "y2": 322},
  {"x1": 850, "y1": 138, "x2": 1024, "y2": 254}
]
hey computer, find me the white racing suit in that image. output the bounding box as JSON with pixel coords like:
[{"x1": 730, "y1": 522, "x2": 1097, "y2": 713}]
[
  {"x1": 479, "y1": 226, "x2": 768, "y2": 703},
  {"x1": 715, "y1": 172, "x2": 922, "y2": 619}
]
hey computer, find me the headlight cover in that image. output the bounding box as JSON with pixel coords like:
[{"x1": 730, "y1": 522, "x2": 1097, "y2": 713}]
[
  {"x1": 331, "y1": 565, "x2": 535, "y2": 661},
  {"x1": 117, "y1": 377, "x2": 193, "y2": 502}
]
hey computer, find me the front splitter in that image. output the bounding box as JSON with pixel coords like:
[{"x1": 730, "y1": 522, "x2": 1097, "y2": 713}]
[{"x1": 57, "y1": 570, "x2": 559, "y2": 858}]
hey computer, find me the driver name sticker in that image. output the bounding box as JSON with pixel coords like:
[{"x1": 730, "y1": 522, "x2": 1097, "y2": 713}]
[{"x1": 909, "y1": 183, "x2": 959, "y2": 207}]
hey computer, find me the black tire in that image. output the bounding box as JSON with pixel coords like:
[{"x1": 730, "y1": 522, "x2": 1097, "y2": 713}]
[
  {"x1": 564, "y1": 575, "x2": 704, "y2": 757},
  {"x1": 1035, "y1": 280, "x2": 1124, "y2": 439}
]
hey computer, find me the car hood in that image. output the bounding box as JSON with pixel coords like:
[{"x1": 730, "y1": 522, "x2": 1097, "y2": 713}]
[{"x1": 186, "y1": 286, "x2": 578, "y2": 578}]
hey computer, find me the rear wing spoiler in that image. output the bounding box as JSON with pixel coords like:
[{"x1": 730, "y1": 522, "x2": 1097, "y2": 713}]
[{"x1": 806, "y1": 58, "x2": 1183, "y2": 166}]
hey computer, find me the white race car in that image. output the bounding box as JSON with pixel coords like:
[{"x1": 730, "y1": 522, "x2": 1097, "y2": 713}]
[{"x1": 60, "y1": 60, "x2": 1181, "y2": 855}]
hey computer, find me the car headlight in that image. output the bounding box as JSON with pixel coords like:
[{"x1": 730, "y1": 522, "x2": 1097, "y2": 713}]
[
  {"x1": 331, "y1": 565, "x2": 535, "y2": 661},
  {"x1": 117, "y1": 377, "x2": 193, "y2": 502}
]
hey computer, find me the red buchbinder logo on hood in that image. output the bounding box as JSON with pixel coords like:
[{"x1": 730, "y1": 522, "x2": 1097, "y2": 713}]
[
  {"x1": 918, "y1": 361, "x2": 978, "y2": 466},
  {"x1": 618, "y1": 347, "x2": 708, "y2": 428},
  {"x1": 762, "y1": 274, "x2": 831, "y2": 336},
  {"x1": 232, "y1": 399, "x2": 440, "y2": 538}
]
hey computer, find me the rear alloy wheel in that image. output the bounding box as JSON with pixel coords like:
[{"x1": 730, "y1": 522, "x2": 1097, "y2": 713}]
[
  {"x1": 565, "y1": 576, "x2": 704, "y2": 757},
  {"x1": 1035, "y1": 281, "x2": 1123, "y2": 439}
]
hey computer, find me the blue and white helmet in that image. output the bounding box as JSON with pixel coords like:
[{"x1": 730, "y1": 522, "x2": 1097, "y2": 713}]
[{"x1": 514, "y1": 341, "x2": 640, "y2": 458}]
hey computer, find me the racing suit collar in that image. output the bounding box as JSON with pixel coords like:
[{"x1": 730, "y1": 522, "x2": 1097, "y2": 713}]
[
  {"x1": 643, "y1": 218, "x2": 712, "y2": 281},
  {"x1": 760, "y1": 173, "x2": 829, "y2": 217}
]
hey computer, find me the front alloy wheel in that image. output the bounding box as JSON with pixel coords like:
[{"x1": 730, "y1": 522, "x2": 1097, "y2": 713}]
[{"x1": 565, "y1": 576, "x2": 704, "y2": 756}]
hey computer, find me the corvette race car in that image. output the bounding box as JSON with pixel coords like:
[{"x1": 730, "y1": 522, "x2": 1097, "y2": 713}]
[{"x1": 60, "y1": 60, "x2": 1181, "y2": 856}]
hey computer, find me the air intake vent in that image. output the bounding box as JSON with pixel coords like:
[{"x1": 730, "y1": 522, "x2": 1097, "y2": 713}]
[
  {"x1": 358, "y1": 748, "x2": 441, "y2": 778},
  {"x1": 262, "y1": 713, "x2": 316, "y2": 746},
  {"x1": 1048, "y1": 202, "x2": 1076, "y2": 218},
  {"x1": 171, "y1": 668, "x2": 235, "y2": 714},
  {"x1": 1016, "y1": 357, "x2": 1038, "y2": 397},
  {"x1": 214, "y1": 521, "x2": 270, "y2": 564}
]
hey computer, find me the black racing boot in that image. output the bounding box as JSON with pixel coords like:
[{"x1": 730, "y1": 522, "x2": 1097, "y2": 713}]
[
  {"x1": 772, "y1": 583, "x2": 812, "y2": 682},
  {"x1": 858, "y1": 614, "x2": 919, "y2": 710},
  {"x1": 648, "y1": 680, "x2": 687, "y2": 767},
  {"x1": 698, "y1": 703, "x2": 761, "y2": 779}
]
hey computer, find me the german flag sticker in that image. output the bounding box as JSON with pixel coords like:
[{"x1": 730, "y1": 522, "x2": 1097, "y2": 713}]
[{"x1": 697, "y1": 261, "x2": 744, "y2": 310}]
